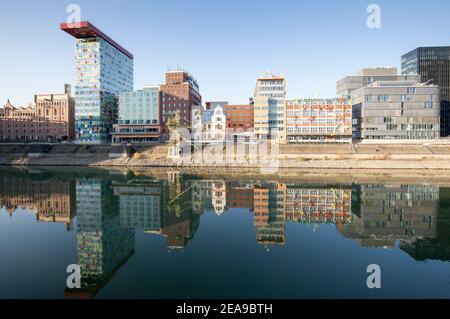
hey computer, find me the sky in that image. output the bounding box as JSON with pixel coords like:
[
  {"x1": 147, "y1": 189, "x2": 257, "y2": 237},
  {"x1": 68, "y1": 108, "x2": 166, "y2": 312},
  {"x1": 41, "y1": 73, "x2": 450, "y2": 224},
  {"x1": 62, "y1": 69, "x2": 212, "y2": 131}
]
[{"x1": 1, "y1": 0, "x2": 450, "y2": 106}]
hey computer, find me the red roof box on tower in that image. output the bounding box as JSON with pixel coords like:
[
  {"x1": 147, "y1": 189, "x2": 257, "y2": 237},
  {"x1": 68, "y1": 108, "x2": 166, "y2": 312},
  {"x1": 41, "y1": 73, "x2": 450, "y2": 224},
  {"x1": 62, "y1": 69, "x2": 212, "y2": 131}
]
[{"x1": 60, "y1": 21, "x2": 133, "y2": 59}]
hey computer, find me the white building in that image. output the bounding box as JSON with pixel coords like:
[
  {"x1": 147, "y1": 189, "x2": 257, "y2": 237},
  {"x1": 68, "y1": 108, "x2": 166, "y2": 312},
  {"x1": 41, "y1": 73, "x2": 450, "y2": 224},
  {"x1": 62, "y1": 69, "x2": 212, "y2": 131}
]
[{"x1": 191, "y1": 104, "x2": 226, "y2": 143}]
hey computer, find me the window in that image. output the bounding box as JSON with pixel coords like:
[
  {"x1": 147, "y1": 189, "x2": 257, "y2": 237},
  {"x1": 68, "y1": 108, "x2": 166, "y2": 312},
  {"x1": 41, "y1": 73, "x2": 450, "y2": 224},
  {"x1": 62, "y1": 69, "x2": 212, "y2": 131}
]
[
  {"x1": 407, "y1": 87, "x2": 416, "y2": 94},
  {"x1": 378, "y1": 95, "x2": 390, "y2": 102}
]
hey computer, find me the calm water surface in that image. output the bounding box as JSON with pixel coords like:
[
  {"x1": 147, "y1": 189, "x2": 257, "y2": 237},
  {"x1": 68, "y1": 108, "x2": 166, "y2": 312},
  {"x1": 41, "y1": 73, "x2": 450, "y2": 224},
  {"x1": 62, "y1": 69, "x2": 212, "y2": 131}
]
[{"x1": 0, "y1": 167, "x2": 449, "y2": 299}]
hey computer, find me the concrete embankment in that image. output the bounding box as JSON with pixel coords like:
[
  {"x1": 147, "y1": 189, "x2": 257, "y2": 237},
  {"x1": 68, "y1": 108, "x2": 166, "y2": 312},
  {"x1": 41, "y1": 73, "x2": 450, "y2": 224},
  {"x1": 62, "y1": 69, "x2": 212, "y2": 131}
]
[{"x1": 1, "y1": 142, "x2": 450, "y2": 170}]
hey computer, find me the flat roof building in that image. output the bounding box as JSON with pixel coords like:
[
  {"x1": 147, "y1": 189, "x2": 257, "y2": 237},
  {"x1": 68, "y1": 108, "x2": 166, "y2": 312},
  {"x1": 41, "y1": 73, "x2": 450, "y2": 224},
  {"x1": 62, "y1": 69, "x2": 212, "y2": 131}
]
[
  {"x1": 254, "y1": 74, "x2": 286, "y2": 143},
  {"x1": 223, "y1": 104, "x2": 254, "y2": 131},
  {"x1": 160, "y1": 70, "x2": 202, "y2": 130},
  {"x1": 402, "y1": 47, "x2": 450, "y2": 137},
  {"x1": 286, "y1": 98, "x2": 352, "y2": 143},
  {"x1": 61, "y1": 21, "x2": 134, "y2": 143},
  {"x1": 351, "y1": 79, "x2": 440, "y2": 141},
  {"x1": 112, "y1": 86, "x2": 161, "y2": 144},
  {"x1": 337, "y1": 67, "x2": 420, "y2": 97}
]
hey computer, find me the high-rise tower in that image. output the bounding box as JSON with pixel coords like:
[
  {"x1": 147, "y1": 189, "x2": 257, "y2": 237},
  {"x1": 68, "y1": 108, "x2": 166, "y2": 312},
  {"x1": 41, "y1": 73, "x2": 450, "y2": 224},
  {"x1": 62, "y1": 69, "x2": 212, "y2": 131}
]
[{"x1": 61, "y1": 21, "x2": 134, "y2": 143}]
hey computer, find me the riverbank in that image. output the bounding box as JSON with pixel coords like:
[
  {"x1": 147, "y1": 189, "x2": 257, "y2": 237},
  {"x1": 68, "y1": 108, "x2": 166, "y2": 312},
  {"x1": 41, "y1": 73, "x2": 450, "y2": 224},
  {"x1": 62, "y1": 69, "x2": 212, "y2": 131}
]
[
  {"x1": 2, "y1": 142, "x2": 450, "y2": 170},
  {"x1": 4, "y1": 165, "x2": 450, "y2": 188}
]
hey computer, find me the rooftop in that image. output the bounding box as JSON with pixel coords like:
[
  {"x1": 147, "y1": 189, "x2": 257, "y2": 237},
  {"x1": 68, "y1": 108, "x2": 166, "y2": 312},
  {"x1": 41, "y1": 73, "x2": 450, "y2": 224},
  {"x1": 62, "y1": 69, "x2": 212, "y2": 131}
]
[
  {"x1": 60, "y1": 21, "x2": 133, "y2": 59},
  {"x1": 257, "y1": 76, "x2": 285, "y2": 81},
  {"x1": 356, "y1": 67, "x2": 398, "y2": 76}
]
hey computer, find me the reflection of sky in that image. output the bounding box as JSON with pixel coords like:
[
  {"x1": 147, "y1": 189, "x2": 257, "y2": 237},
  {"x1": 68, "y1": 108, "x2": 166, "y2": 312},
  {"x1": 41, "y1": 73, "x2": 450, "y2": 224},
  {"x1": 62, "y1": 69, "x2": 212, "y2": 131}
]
[{"x1": 0, "y1": 210, "x2": 77, "y2": 298}]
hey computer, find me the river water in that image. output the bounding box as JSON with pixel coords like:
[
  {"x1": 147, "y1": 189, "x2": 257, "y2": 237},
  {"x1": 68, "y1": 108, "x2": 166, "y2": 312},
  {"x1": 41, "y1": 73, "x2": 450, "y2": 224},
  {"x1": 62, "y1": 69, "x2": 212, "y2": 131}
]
[{"x1": 0, "y1": 167, "x2": 449, "y2": 298}]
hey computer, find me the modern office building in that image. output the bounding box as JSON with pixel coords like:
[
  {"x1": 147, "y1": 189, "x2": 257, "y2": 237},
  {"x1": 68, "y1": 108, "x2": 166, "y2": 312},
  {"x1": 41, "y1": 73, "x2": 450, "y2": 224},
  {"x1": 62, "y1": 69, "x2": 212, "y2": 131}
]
[
  {"x1": 160, "y1": 70, "x2": 202, "y2": 129},
  {"x1": 351, "y1": 79, "x2": 440, "y2": 140},
  {"x1": 339, "y1": 68, "x2": 440, "y2": 141},
  {"x1": 0, "y1": 85, "x2": 75, "y2": 142},
  {"x1": 285, "y1": 98, "x2": 352, "y2": 143},
  {"x1": 402, "y1": 47, "x2": 450, "y2": 136},
  {"x1": 253, "y1": 74, "x2": 286, "y2": 143},
  {"x1": 337, "y1": 67, "x2": 420, "y2": 97},
  {"x1": 112, "y1": 85, "x2": 161, "y2": 143},
  {"x1": 61, "y1": 21, "x2": 134, "y2": 143}
]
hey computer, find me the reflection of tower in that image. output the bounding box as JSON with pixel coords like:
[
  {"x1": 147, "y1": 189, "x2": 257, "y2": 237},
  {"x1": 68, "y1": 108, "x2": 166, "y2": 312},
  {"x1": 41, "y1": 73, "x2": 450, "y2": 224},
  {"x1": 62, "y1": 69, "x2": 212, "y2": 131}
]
[
  {"x1": 162, "y1": 175, "x2": 200, "y2": 249},
  {"x1": 211, "y1": 181, "x2": 226, "y2": 216},
  {"x1": 340, "y1": 184, "x2": 439, "y2": 248},
  {"x1": 65, "y1": 179, "x2": 135, "y2": 299},
  {"x1": 253, "y1": 182, "x2": 286, "y2": 246}
]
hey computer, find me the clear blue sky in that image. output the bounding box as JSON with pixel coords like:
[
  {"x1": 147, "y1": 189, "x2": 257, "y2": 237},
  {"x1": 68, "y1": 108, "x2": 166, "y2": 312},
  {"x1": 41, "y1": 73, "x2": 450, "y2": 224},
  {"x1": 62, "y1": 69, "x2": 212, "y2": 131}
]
[{"x1": 1, "y1": 0, "x2": 450, "y2": 106}]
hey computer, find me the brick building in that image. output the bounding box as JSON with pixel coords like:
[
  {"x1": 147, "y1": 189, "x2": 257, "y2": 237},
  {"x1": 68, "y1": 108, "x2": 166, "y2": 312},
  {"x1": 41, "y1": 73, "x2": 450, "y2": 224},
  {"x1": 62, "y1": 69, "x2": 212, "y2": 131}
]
[
  {"x1": 160, "y1": 70, "x2": 202, "y2": 131},
  {"x1": 0, "y1": 86, "x2": 75, "y2": 142},
  {"x1": 224, "y1": 104, "x2": 254, "y2": 131}
]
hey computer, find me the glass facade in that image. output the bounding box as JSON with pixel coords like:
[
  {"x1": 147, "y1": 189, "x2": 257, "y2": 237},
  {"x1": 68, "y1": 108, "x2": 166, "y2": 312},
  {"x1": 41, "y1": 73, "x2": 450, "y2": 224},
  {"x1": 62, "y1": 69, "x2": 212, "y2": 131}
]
[
  {"x1": 402, "y1": 47, "x2": 450, "y2": 137},
  {"x1": 352, "y1": 81, "x2": 441, "y2": 140},
  {"x1": 112, "y1": 86, "x2": 161, "y2": 143},
  {"x1": 118, "y1": 87, "x2": 159, "y2": 125},
  {"x1": 74, "y1": 37, "x2": 133, "y2": 143}
]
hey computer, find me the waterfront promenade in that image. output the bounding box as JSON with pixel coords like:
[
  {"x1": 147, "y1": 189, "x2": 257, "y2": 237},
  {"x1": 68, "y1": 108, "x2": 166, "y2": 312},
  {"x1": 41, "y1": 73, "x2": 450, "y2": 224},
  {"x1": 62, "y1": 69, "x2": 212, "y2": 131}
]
[{"x1": 2, "y1": 142, "x2": 450, "y2": 170}]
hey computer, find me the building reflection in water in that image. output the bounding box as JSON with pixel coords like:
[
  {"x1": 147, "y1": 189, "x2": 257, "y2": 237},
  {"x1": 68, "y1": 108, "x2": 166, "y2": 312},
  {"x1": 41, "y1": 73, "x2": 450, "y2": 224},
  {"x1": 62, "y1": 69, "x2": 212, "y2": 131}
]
[
  {"x1": 254, "y1": 183, "x2": 286, "y2": 247},
  {"x1": 286, "y1": 186, "x2": 352, "y2": 226},
  {"x1": 0, "y1": 170, "x2": 449, "y2": 297},
  {"x1": 340, "y1": 184, "x2": 439, "y2": 249},
  {"x1": 399, "y1": 188, "x2": 450, "y2": 262},
  {"x1": 66, "y1": 179, "x2": 135, "y2": 298},
  {"x1": 0, "y1": 174, "x2": 76, "y2": 229}
]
